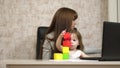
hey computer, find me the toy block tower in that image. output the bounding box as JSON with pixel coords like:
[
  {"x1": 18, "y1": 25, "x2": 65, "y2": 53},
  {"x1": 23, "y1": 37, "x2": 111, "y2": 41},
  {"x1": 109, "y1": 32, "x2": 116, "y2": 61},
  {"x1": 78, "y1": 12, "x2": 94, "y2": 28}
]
[
  {"x1": 62, "y1": 32, "x2": 71, "y2": 60},
  {"x1": 62, "y1": 47, "x2": 69, "y2": 59},
  {"x1": 54, "y1": 32, "x2": 71, "y2": 60}
]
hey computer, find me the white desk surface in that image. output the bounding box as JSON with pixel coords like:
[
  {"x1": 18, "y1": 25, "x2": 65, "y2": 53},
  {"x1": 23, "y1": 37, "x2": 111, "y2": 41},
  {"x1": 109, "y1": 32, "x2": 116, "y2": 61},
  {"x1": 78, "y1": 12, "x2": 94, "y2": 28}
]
[{"x1": 3, "y1": 60, "x2": 120, "y2": 65}]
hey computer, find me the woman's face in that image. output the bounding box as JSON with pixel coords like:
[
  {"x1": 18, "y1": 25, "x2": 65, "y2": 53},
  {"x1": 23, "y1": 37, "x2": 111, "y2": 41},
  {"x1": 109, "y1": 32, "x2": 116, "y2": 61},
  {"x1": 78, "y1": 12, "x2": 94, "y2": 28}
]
[
  {"x1": 70, "y1": 33, "x2": 79, "y2": 50},
  {"x1": 71, "y1": 21, "x2": 76, "y2": 29}
]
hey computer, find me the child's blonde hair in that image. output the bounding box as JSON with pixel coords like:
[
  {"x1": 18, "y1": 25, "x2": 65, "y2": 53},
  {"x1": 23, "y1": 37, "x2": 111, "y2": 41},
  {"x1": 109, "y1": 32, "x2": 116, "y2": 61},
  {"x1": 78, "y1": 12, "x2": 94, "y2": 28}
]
[{"x1": 70, "y1": 29, "x2": 84, "y2": 51}]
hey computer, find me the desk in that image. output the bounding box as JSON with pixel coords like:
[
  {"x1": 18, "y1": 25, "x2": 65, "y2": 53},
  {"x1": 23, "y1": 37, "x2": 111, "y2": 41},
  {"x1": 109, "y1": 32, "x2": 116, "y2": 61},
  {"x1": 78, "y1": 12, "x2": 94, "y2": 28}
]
[{"x1": 5, "y1": 60, "x2": 120, "y2": 68}]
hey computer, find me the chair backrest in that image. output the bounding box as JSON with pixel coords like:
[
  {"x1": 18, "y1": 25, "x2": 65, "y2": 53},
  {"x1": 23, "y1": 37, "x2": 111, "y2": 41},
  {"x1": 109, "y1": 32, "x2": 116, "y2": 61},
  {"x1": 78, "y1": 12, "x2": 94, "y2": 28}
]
[{"x1": 36, "y1": 27, "x2": 48, "y2": 59}]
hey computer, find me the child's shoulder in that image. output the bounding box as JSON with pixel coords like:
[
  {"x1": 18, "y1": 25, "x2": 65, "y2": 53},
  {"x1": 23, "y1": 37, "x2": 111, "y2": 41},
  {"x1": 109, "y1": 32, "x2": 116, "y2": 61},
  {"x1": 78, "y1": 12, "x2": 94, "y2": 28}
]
[
  {"x1": 77, "y1": 50, "x2": 85, "y2": 54},
  {"x1": 76, "y1": 50, "x2": 82, "y2": 52},
  {"x1": 75, "y1": 50, "x2": 82, "y2": 54}
]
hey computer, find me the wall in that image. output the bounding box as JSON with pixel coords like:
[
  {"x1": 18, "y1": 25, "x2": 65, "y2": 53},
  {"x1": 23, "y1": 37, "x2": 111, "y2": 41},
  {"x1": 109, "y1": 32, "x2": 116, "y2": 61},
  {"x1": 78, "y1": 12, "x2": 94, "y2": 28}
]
[{"x1": 0, "y1": 0, "x2": 108, "y2": 61}]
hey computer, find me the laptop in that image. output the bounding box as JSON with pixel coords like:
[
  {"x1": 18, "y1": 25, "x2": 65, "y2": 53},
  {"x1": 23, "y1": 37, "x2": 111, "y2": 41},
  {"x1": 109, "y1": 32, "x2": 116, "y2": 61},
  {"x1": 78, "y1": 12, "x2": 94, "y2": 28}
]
[
  {"x1": 100, "y1": 21, "x2": 120, "y2": 61},
  {"x1": 81, "y1": 21, "x2": 120, "y2": 61}
]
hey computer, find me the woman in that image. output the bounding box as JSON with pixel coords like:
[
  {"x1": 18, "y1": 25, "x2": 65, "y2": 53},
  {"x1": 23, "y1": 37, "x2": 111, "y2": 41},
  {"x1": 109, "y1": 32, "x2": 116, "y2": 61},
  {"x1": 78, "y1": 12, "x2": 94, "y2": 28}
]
[{"x1": 41, "y1": 7, "x2": 79, "y2": 60}]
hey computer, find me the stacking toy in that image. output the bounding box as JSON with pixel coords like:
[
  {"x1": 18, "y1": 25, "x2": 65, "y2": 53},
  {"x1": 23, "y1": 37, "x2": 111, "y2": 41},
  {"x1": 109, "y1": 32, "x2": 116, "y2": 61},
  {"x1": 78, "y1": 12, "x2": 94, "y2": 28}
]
[
  {"x1": 54, "y1": 32, "x2": 71, "y2": 60},
  {"x1": 54, "y1": 53, "x2": 63, "y2": 60},
  {"x1": 63, "y1": 32, "x2": 71, "y2": 48}
]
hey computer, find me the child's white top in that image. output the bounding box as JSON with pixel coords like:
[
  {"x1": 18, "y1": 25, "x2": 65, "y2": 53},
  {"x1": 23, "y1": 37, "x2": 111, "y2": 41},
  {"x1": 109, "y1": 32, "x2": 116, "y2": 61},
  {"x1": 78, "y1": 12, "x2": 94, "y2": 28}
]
[{"x1": 69, "y1": 50, "x2": 81, "y2": 59}]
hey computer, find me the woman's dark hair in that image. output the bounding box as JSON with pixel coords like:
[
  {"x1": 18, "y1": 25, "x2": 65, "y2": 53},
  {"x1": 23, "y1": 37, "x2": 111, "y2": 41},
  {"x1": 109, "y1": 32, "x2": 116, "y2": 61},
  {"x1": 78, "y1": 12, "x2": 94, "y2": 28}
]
[{"x1": 47, "y1": 7, "x2": 78, "y2": 40}]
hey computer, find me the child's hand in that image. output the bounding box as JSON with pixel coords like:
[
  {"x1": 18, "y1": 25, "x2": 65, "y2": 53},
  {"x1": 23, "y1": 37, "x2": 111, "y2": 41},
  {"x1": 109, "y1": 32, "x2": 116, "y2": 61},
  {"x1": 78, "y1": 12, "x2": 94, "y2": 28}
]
[
  {"x1": 60, "y1": 29, "x2": 66, "y2": 37},
  {"x1": 63, "y1": 32, "x2": 71, "y2": 40}
]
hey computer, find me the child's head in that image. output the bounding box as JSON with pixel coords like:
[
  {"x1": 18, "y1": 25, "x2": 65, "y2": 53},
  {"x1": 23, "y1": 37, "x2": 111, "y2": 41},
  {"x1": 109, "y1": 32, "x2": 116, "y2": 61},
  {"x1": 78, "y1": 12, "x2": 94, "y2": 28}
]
[{"x1": 70, "y1": 29, "x2": 84, "y2": 51}]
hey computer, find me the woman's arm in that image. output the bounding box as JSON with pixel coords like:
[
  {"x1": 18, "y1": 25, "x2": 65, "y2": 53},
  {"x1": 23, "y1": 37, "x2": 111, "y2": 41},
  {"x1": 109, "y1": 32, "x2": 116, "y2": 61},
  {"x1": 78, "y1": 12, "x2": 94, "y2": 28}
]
[{"x1": 42, "y1": 39, "x2": 52, "y2": 60}]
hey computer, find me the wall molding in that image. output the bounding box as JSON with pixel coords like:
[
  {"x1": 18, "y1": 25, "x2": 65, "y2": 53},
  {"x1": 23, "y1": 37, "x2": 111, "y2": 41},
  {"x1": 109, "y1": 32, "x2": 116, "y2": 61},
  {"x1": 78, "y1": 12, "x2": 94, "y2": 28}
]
[
  {"x1": 108, "y1": 0, "x2": 118, "y2": 22},
  {"x1": 118, "y1": 0, "x2": 120, "y2": 22}
]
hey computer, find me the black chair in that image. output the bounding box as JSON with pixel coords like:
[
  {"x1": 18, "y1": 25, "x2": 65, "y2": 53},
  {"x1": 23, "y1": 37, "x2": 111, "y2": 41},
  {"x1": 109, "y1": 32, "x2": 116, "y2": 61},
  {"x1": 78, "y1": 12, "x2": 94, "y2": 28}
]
[{"x1": 36, "y1": 27, "x2": 48, "y2": 59}]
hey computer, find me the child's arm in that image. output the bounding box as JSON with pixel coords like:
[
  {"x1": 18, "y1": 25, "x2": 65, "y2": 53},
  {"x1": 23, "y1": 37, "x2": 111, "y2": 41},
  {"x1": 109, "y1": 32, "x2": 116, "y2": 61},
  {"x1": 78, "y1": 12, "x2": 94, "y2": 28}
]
[
  {"x1": 80, "y1": 51, "x2": 89, "y2": 58},
  {"x1": 56, "y1": 30, "x2": 66, "y2": 52}
]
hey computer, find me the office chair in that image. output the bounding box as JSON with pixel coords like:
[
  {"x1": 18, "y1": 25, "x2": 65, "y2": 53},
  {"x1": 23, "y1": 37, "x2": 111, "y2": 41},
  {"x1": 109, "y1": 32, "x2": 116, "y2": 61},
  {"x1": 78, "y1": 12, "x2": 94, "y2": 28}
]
[{"x1": 36, "y1": 27, "x2": 48, "y2": 59}]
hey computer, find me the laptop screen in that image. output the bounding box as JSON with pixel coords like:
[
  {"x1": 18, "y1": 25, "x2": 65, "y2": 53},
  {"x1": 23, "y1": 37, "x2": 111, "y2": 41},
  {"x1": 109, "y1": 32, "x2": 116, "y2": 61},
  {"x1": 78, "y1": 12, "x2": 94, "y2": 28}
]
[{"x1": 101, "y1": 21, "x2": 120, "y2": 60}]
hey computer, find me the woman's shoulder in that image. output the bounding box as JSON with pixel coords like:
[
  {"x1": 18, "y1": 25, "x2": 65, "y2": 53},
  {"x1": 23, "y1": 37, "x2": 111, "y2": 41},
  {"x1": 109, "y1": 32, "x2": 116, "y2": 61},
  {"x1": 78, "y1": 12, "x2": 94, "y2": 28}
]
[{"x1": 46, "y1": 32, "x2": 54, "y2": 39}]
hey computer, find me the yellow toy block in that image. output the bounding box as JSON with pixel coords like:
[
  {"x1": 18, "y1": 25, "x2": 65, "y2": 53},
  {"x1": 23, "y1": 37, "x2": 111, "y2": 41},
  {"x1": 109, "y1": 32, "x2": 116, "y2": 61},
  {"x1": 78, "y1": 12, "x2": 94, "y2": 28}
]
[
  {"x1": 62, "y1": 47, "x2": 69, "y2": 53},
  {"x1": 54, "y1": 53, "x2": 63, "y2": 60}
]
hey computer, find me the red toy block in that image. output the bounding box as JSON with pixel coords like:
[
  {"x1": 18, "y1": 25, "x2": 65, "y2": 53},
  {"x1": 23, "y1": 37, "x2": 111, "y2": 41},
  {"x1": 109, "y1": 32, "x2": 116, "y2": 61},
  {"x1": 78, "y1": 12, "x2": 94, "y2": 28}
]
[
  {"x1": 63, "y1": 40, "x2": 71, "y2": 47},
  {"x1": 63, "y1": 32, "x2": 71, "y2": 40}
]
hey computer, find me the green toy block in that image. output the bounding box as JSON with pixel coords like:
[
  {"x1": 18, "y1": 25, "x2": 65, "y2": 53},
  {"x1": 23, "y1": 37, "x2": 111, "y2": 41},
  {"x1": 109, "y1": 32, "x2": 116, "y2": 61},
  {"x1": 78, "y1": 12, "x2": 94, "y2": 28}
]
[{"x1": 63, "y1": 53, "x2": 69, "y2": 60}]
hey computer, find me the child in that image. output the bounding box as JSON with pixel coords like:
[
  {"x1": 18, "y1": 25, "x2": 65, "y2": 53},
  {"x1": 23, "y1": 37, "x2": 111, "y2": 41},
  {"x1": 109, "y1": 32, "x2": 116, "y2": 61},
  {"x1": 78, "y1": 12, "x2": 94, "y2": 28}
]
[{"x1": 56, "y1": 29, "x2": 88, "y2": 59}]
